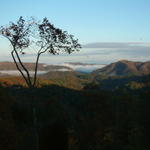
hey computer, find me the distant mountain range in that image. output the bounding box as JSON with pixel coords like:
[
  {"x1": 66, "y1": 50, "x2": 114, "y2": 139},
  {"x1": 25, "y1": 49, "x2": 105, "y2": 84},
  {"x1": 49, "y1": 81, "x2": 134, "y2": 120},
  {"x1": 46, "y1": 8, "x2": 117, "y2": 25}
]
[
  {"x1": 92, "y1": 60, "x2": 150, "y2": 76},
  {"x1": 0, "y1": 62, "x2": 73, "y2": 76},
  {"x1": 0, "y1": 60, "x2": 150, "y2": 77},
  {"x1": 0, "y1": 61, "x2": 105, "y2": 75},
  {"x1": 0, "y1": 62, "x2": 72, "y2": 71},
  {"x1": 0, "y1": 60, "x2": 150, "y2": 90}
]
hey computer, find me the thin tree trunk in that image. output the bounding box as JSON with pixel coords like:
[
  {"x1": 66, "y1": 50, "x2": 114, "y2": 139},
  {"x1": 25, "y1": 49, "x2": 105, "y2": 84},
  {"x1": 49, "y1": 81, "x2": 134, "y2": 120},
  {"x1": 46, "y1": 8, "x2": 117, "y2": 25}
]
[
  {"x1": 33, "y1": 53, "x2": 41, "y2": 87},
  {"x1": 13, "y1": 49, "x2": 32, "y2": 87},
  {"x1": 33, "y1": 48, "x2": 48, "y2": 87},
  {"x1": 11, "y1": 50, "x2": 30, "y2": 87}
]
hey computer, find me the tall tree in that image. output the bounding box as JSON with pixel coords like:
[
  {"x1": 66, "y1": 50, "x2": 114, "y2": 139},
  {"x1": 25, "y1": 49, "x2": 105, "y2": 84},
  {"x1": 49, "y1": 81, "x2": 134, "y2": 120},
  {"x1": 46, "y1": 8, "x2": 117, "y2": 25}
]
[{"x1": 0, "y1": 17, "x2": 81, "y2": 88}]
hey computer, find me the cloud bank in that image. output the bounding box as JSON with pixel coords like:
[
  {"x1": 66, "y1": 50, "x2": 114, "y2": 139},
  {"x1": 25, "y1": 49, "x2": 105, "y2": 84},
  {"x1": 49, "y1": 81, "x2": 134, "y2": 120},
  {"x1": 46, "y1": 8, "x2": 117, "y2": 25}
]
[
  {"x1": 0, "y1": 42, "x2": 150, "y2": 65},
  {"x1": 83, "y1": 42, "x2": 150, "y2": 49}
]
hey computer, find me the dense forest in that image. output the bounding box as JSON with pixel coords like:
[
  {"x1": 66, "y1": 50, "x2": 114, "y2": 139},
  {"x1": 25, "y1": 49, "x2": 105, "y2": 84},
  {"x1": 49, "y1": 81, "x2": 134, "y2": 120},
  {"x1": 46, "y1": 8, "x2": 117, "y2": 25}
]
[{"x1": 0, "y1": 71, "x2": 150, "y2": 150}]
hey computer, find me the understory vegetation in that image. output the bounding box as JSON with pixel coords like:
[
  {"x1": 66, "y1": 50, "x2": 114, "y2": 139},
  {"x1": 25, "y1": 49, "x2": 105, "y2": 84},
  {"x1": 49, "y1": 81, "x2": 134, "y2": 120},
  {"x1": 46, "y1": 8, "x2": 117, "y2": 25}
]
[{"x1": 0, "y1": 75, "x2": 150, "y2": 150}]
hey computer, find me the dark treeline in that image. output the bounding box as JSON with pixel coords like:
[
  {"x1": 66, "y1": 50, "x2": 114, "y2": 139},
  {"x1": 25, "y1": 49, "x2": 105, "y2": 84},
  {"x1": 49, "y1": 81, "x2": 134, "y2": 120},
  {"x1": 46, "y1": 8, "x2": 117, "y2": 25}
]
[{"x1": 0, "y1": 82, "x2": 150, "y2": 150}]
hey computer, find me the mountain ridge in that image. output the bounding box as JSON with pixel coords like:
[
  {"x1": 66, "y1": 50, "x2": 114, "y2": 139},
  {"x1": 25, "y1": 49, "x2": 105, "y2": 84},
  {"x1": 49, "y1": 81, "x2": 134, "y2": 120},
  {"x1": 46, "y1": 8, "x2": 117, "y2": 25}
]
[
  {"x1": 92, "y1": 60, "x2": 150, "y2": 76},
  {"x1": 0, "y1": 61, "x2": 72, "y2": 71}
]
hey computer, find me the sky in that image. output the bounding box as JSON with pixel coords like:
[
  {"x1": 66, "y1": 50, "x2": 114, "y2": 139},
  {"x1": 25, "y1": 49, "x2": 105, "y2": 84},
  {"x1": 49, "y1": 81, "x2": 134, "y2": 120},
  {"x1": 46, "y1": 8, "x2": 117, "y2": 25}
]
[{"x1": 0, "y1": 0, "x2": 150, "y2": 64}]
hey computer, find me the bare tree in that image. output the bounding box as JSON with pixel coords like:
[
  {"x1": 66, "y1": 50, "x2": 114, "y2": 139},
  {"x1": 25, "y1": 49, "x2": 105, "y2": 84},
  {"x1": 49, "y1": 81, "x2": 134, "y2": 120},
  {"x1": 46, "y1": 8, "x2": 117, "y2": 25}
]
[{"x1": 0, "y1": 17, "x2": 81, "y2": 88}]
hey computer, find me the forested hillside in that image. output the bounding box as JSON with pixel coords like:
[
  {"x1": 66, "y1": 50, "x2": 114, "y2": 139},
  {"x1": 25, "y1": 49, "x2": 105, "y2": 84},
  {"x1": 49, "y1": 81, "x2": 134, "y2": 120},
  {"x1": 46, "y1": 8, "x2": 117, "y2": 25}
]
[
  {"x1": 93, "y1": 60, "x2": 150, "y2": 76},
  {"x1": 0, "y1": 70, "x2": 150, "y2": 150}
]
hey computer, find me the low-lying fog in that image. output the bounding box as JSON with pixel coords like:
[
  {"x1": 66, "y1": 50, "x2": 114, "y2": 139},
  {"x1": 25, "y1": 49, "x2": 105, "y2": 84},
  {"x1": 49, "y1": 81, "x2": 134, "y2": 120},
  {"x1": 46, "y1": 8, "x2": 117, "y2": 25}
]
[
  {"x1": 0, "y1": 63, "x2": 106, "y2": 76},
  {"x1": 1, "y1": 44, "x2": 150, "y2": 76}
]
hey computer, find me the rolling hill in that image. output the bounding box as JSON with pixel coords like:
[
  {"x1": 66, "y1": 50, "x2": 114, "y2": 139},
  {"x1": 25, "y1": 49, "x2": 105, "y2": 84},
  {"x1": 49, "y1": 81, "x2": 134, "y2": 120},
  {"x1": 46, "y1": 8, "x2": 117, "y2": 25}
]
[
  {"x1": 92, "y1": 60, "x2": 150, "y2": 76},
  {"x1": 0, "y1": 61, "x2": 72, "y2": 71}
]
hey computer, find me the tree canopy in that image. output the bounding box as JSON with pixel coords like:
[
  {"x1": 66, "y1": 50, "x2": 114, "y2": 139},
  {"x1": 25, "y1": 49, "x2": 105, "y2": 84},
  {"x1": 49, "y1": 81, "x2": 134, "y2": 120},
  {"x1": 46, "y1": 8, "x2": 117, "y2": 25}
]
[{"x1": 0, "y1": 16, "x2": 81, "y2": 88}]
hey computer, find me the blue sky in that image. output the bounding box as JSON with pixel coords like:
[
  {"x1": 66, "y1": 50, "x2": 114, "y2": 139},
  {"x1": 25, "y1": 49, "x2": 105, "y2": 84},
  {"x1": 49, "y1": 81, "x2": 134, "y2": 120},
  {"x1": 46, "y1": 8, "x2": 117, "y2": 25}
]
[
  {"x1": 0, "y1": 0, "x2": 150, "y2": 64},
  {"x1": 0, "y1": 0, "x2": 150, "y2": 43}
]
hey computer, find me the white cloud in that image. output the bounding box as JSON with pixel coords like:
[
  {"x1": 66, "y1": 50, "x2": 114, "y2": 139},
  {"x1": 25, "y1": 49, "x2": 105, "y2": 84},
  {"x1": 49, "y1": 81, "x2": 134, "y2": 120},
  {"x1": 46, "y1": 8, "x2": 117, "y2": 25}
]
[
  {"x1": 0, "y1": 42, "x2": 150, "y2": 65},
  {"x1": 83, "y1": 42, "x2": 150, "y2": 48}
]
